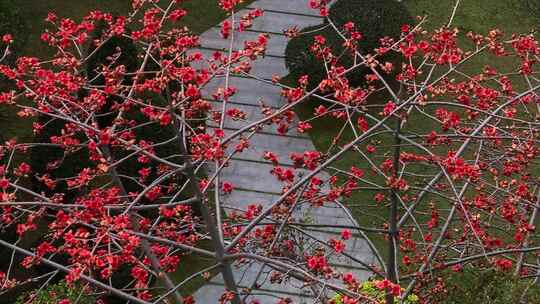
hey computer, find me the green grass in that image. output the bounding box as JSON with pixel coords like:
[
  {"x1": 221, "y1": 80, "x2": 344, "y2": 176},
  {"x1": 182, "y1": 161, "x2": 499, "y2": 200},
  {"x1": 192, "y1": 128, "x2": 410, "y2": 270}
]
[
  {"x1": 405, "y1": 0, "x2": 537, "y2": 87},
  {"x1": 405, "y1": 0, "x2": 536, "y2": 34},
  {"x1": 433, "y1": 267, "x2": 540, "y2": 303},
  {"x1": 286, "y1": 0, "x2": 540, "y2": 264}
]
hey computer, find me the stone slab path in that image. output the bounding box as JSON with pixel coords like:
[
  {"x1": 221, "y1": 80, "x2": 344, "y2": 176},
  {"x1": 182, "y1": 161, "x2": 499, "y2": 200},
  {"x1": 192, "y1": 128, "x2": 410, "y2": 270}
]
[{"x1": 193, "y1": 1, "x2": 376, "y2": 302}]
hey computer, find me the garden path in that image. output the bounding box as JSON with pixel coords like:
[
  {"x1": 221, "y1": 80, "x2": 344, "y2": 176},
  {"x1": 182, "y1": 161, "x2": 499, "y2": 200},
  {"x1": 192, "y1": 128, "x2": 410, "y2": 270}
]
[{"x1": 193, "y1": 1, "x2": 376, "y2": 302}]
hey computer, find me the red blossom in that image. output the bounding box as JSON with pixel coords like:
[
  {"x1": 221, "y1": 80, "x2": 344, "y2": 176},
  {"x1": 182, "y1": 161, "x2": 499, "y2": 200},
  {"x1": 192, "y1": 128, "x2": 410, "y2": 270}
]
[
  {"x1": 222, "y1": 182, "x2": 234, "y2": 194},
  {"x1": 341, "y1": 229, "x2": 352, "y2": 240},
  {"x1": 0, "y1": 3, "x2": 538, "y2": 303},
  {"x1": 381, "y1": 101, "x2": 396, "y2": 116}
]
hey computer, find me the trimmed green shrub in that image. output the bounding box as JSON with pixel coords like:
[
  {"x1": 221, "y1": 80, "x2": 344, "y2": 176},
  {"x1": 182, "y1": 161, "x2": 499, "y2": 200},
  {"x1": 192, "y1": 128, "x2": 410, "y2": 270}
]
[
  {"x1": 29, "y1": 18, "x2": 139, "y2": 196},
  {"x1": 15, "y1": 280, "x2": 95, "y2": 304},
  {"x1": 333, "y1": 280, "x2": 419, "y2": 304},
  {"x1": 29, "y1": 116, "x2": 91, "y2": 200},
  {"x1": 285, "y1": 0, "x2": 413, "y2": 89}
]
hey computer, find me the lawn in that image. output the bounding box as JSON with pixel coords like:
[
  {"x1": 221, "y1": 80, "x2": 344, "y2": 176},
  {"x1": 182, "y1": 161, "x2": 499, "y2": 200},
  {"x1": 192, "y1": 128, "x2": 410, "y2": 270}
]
[
  {"x1": 0, "y1": 0, "x2": 253, "y2": 298},
  {"x1": 406, "y1": 0, "x2": 536, "y2": 36},
  {"x1": 286, "y1": 0, "x2": 540, "y2": 262},
  {"x1": 405, "y1": 0, "x2": 538, "y2": 88}
]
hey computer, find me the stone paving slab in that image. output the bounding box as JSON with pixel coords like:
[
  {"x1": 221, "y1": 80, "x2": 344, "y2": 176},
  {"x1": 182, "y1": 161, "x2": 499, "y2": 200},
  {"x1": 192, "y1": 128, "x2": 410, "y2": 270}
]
[
  {"x1": 191, "y1": 48, "x2": 287, "y2": 79},
  {"x1": 203, "y1": 76, "x2": 284, "y2": 108},
  {"x1": 208, "y1": 159, "x2": 282, "y2": 193},
  {"x1": 197, "y1": 257, "x2": 370, "y2": 303},
  {"x1": 195, "y1": 282, "x2": 314, "y2": 304},
  {"x1": 200, "y1": 27, "x2": 289, "y2": 57},
  {"x1": 218, "y1": 190, "x2": 376, "y2": 262},
  {"x1": 303, "y1": 228, "x2": 373, "y2": 255},
  {"x1": 209, "y1": 128, "x2": 315, "y2": 166},
  {"x1": 233, "y1": 9, "x2": 323, "y2": 34},
  {"x1": 195, "y1": 256, "x2": 371, "y2": 304},
  {"x1": 195, "y1": 273, "x2": 314, "y2": 304},
  {"x1": 220, "y1": 190, "x2": 352, "y2": 225},
  {"x1": 301, "y1": 204, "x2": 352, "y2": 219},
  {"x1": 220, "y1": 188, "x2": 280, "y2": 211},
  {"x1": 248, "y1": 0, "x2": 322, "y2": 16},
  {"x1": 209, "y1": 159, "x2": 317, "y2": 193},
  {"x1": 207, "y1": 100, "x2": 305, "y2": 136}
]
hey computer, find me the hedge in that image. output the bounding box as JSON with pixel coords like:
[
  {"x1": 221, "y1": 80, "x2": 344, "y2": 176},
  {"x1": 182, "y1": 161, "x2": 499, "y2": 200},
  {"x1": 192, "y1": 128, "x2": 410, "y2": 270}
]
[
  {"x1": 15, "y1": 281, "x2": 95, "y2": 304},
  {"x1": 285, "y1": 0, "x2": 413, "y2": 90},
  {"x1": 29, "y1": 18, "x2": 140, "y2": 196}
]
